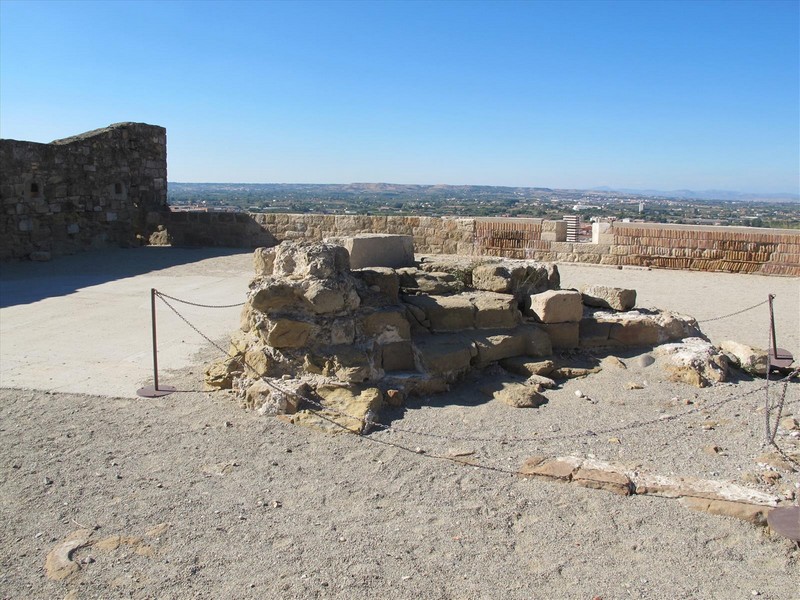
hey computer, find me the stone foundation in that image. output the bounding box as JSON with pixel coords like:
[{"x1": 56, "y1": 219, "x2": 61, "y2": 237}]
[{"x1": 208, "y1": 241, "x2": 711, "y2": 433}]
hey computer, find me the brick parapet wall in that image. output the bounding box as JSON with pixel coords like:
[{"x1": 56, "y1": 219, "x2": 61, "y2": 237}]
[
  {"x1": 609, "y1": 222, "x2": 800, "y2": 275},
  {"x1": 0, "y1": 123, "x2": 167, "y2": 260}
]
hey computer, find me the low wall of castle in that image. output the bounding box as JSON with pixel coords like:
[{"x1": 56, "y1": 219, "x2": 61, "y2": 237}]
[{"x1": 151, "y1": 211, "x2": 799, "y2": 276}]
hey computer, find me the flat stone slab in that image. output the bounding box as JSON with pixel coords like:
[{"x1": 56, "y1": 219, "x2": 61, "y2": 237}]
[{"x1": 329, "y1": 234, "x2": 414, "y2": 269}]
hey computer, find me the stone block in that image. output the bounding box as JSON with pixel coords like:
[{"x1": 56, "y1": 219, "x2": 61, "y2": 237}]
[
  {"x1": 526, "y1": 290, "x2": 583, "y2": 323},
  {"x1": 520, "y1": 324, "x2": 553, "y2": 357},
  {"x1": 290, "y1": 385, "x2": 383, "y2": 435},
  {"x1": 499, "y1": 357, "x2": 555, "y2": 377},
  {"x1": 250, "y1": 280, "x2": 303, "y2": 313},
  {"x1": 539, "y1": 322, "x2": 580, "y2": 349},
  {"x1": 352, "y1": 267, "x2": 400, "y2": 302},
  {"x1": 361, "y1": 307, "x2": 412, "y2": 342},
  {"x1": 272, "y1": 241, "x2": 350, "y2": 279},
  {"x1": 718, "y1": 340, "x2": 768, "y2": 376},
  {"x1": 333, "y1": 234, "x2": 414, "y2": 269},
  {"x1": 260, "y1": 318, "x2": 317, "y2": 349},
  {"x1": 403, "y1": 294, "x2": 475, "y2": 332},
  {"x1": 473, "y1": 292, "x2": 520, "y2": 329},
  {"x1": 472, "y1": 264, "x2": 511, "y2": 293},
  {"x1": 328, "y1": 346, "x2": 371, "y2": 383},
  {"x1": 472, "y1": 331, "x2": 527, "y2": 365},
  {"x1": 253, "y1": 247, "x2": 276, "y2": 276},
  {"x1": 413, "y1": 334, "x2": 476, "y2": 377},
  {"x1": 581, "y1": 285, "x2": 636, "y2": 311},
  {"x1": 573, "y1": 466, "x2": 634, "y2": 496},
  {"x1": 608, "y1": 319, "x2": 660, "y2": 347},
  {"x1": 579, "y1": 317, "x2": 612, "y2": 347},
  {"x1": 303, "y1": 279, "x2": 360, "y2": 315},
  {"x1": 381, "y1": 341, "x2": 416, "y2": 372},
  {"x1": 398, "y1": 269, "x2": 464, "y2": 295},
  {"x1": 479, "y1": 381, "x2": 548, "y2": 408}
]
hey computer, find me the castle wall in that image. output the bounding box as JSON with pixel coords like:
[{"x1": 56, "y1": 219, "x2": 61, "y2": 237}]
[
  {"x1": 156, "y1": 212, "x2": 798, "y2": 276},
  {"x1": 0, "y1": 123, "x2": 167, "y2": 260}
]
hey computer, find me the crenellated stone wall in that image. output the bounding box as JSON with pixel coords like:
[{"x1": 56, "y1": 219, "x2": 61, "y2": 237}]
[{"x1": 0, "y1": 123, "x2": 167, "y2": 260}]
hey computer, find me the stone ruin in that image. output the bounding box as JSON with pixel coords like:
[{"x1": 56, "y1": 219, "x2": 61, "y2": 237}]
[{"x1": 202, "y1": 234, "x2": 781, "y2": 434}]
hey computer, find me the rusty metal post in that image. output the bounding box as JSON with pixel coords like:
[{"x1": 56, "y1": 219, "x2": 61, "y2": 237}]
[
  {"x1": 767, "y1": 293, "x2": 794, "y2": 371},
  {"x1": 137, "y1": 288, "x2": 176, "y2": 398}
]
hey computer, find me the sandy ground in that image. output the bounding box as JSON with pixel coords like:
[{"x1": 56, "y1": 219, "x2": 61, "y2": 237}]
[{"x1": 1, "y1": 249, "x2": 799, "y2": 599}]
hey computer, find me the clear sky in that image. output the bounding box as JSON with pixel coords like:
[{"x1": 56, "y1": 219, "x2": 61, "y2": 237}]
[{"x1": 1, "y1": 0, "x2": 798, "y2": 193}]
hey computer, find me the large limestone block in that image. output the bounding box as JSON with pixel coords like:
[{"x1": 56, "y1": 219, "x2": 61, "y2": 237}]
[
  {"x1": 591, "y1": 310, "x2": 701, "y2": 348},
  {"x1": 289, "y1": 385, "x2": 383, "y2": 434},
  {"x1": 361, "y1": 308, "x2": 412, "y2": 342},
  {"x1": 272, "y1": 241, "x2": 350, "y2": 279},
  {"x1": 260, "y1": 318, "x2": 317, "y2": 349},
  {"x1": 581, "y1": 285, "x2": 636, "y2": 311},
  {"x1": 473, "y1": 292, "x2": 520, "y2": 329},
  {"x1": 472, "y1": 332, "x2": 527, "y2": 365},
  {"x1": 413, "y1": 334, "x2": 476, "y2": 377},
  {"x1": 526, "y1": 290, "x2": 583, "y2": 323},
  {"x1": 333, "y1": 234, "x2": 414, "y2": 269},
  {"x1": 539, "y1": 322, "x2": 579, "y2": 349},
  {"x1": 398, "y1": 268, "x2": 465, "y2": 295},
  {"x1": 472, "y1": 264, "x2": 512, "y2": 293},
  {"x1": 403, "y1": 294, "x2": 475, "y2": 332},
  {"x1": 719, "y1": 340, "x2": 769, "y2": 376}
]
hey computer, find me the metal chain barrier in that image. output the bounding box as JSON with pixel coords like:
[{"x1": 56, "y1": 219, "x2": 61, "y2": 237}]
[
  {"x1": 155, "y1": 290, "x2": 246, "y2": 310},
  {"x1": 155, "y1": 290, "x2": 791, "y2": 448},
  {"x1": 697, "y1": 298, "x2": 768, "y2": 324}
]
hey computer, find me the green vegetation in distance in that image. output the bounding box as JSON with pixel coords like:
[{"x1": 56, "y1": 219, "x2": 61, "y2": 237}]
[{"x1": 167, "y1": 183, "x2": 800, "y2": 229}]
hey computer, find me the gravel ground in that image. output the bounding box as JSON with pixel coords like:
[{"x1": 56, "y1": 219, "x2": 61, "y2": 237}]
[{"x1": 1, "y1": 258, "x2": 798, "y2": 599}]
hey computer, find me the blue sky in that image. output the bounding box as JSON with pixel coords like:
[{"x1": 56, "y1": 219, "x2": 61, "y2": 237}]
[{"x1": 1, "y1": 0, "x2": 798, "y2": 193}]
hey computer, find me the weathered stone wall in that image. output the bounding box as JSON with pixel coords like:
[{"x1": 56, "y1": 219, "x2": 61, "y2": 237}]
[
  {"x1": 181, "y1": 213, "x2": 797, "y2": 276},
  {"x1": 0, "y1": 123, "x2": 167, "y2": 260}
]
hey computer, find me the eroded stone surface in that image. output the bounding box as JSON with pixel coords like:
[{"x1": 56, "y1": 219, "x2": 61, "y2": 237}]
[
  {"x1": 526, "y1": 290, "x2": 583, "y2": 323},
  {"x1": 719, "y1": 340, "x2": 769, "y2": 376},
  {"x1": 581, "y1": 285, "x2": 636, "y2": 311},
  {"x1": 655, "y1": 337, "x2": 728, "y2": 387}
]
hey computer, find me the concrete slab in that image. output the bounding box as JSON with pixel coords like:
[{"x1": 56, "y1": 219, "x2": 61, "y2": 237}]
[{"x1": 0, "y1": 247, "x2": 254, "y2": 398}]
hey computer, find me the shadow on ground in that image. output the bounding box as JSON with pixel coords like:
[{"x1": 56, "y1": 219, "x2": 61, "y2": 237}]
[{"x1": 0, "y1": 246, "x2": 253, "y2": 308}]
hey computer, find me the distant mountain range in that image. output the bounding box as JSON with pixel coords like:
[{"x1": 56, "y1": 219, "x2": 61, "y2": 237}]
[{"x1": 588, "y1": 187, "x2": 799, "y2": 203}]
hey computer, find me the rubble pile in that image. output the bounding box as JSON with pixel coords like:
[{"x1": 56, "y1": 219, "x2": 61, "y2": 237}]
[{"x1": 205, "y1": 238, "x2": 779, "y2": 434}]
